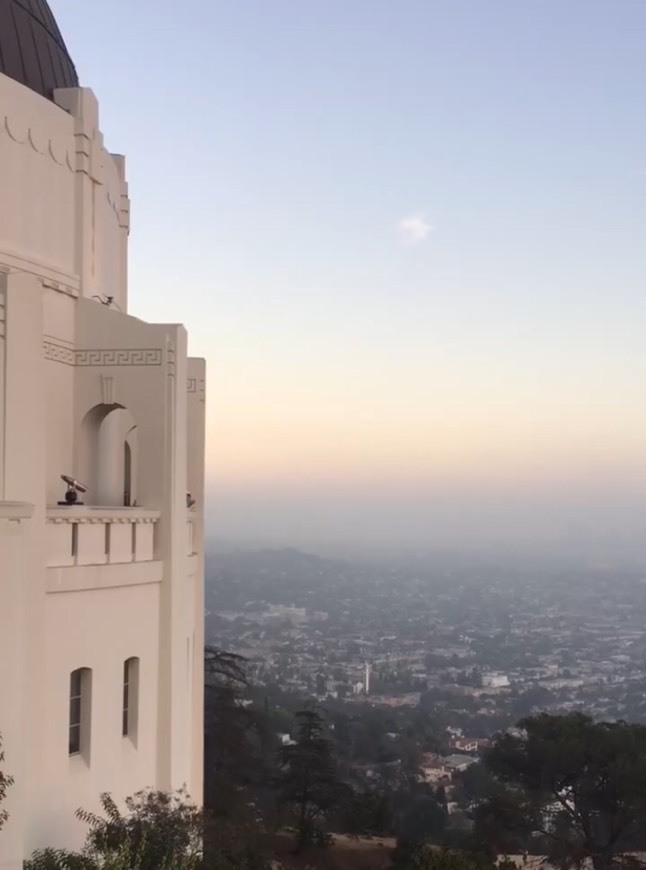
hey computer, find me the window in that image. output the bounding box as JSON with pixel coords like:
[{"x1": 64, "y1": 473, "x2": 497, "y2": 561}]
[
  {"x1": 122, "y1": 657, "x2": 139, "y2": 742},
  {"x1": 69, "y1": 667, "x2": 91, "y2": 757}
]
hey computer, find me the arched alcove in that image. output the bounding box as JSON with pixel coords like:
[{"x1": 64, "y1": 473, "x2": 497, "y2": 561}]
[{"x1": 78, "y1": 404, "x2": 138, "y2": 506}]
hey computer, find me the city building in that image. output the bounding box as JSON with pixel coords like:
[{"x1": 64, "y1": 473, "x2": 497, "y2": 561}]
[
  {"x1": 0, "y1": 3, "x2": 205, "y2": 867},
  {"x1": 481, "y1": 672, "x2": 510, "y2": 689}
]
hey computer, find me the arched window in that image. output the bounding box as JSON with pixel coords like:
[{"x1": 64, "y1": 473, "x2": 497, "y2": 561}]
[
  {"x1": 69, "y1": 667, "x2": 92, "y2": 759},
  {"x1": 123, "y1": 657, "x2": 140, "y2": 742}
]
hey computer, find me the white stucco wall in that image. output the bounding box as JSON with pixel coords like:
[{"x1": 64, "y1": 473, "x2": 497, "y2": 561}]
[
  {"x1": 0, "y1": 73, "x2": 205, "y2": 870},
  {"x1": 32, "y1": 581, "x2": 161, "y2": 851}
]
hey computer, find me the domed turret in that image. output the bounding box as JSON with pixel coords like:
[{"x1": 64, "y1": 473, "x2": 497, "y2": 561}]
[{"x1": 0, "y1": 0, "x2": 78, "y2": 101}]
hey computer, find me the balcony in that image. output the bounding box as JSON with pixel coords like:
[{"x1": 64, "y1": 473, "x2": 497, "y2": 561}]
[{"x1": 46, "y1": 507, "x2": 159, "y2": 568}]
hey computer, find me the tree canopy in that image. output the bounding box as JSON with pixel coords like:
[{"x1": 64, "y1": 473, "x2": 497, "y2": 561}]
[
  {"x1": 275, "y1": 706, "x2": 351, "y2": 852},
  {"x1": 475, "y1": 713, "x2": 646, "y2": 870}
]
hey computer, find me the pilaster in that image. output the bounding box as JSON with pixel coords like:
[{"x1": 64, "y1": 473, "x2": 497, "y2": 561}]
[
  {"x1": 187, "y1": 358, "x2": 206, "y2": 801},
  {"x1": 0, "y1": 504, "x2": 34, "y2": 870},
  {"x1": 156, "y1": 327, "x2": 191, "y2": 791},
  {"x1": 54, "y1": 88, "x2": 103, "y2": 299},
  {"x1": 1, "y1": 271, "x2": 46, "y2": 869}
]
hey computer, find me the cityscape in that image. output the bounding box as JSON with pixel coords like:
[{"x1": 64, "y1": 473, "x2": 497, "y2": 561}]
[{"x1": 208, "y1": 546, "x2": 646, "y2": 755}]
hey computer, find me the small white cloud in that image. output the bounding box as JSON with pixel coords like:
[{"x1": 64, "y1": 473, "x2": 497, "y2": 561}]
[{"x1": 397, "y1": 213, "x2": 433, "y2": 245}]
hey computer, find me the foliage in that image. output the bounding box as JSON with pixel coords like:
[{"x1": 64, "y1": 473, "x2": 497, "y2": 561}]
[
  {"x1": 204, "y1": 646, "x2": 271, "y2": 822},
  {"x1": 394, "y1": 845, "x2": 481, "y2": 870},
  {"x1": 24, "y1": 849, "x2": 95, "y2": 869},
  {"x1": 476, "y1": 713, "x2": 646, "y2": 870},
  {"x1": 453, "y1": 762, "x2": 495, "y2": 805},
  {"x1": 395, "y1": 792, "x2": 448, "y2": 847},
  {"x1": 334, "y1": 789, "x2": 395, "y2": 836},
  {"x1": 202, "y1": 814, "x2": 272, "y2": 870},
  {"x1": 275, "y1": 706, "x2": 351, "y2": 853},
  {"x1": 25, "y1": 790, "x2": 202, "y2": 870},
  {"x1": 0, "y1": 731, "x2": 14, "y2": 832},
  {"x1": 76, "y1": 789, "x2": 202, "y2": 869},
  {"x1": 25, "y1": 788, "x2": 271, "y2": 870}
]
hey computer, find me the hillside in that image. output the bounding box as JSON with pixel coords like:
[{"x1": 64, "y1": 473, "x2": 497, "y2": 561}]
[{"x1": 268, "y1": 834, "x2": 396, "y2": 869}]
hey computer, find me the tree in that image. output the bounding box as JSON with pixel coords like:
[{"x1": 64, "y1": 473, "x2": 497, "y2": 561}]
[
  {"x1": 46, "y1": 790, "x2": 200, "y2": 869},
  {"x1": 394, "y1": 845, "x2": 482, "y2": 870},
  {"x1": 275, "y1": 706, "x2": 350, "y2": 852},
  {"x1": 452, "y1": 761, "x2": 497, "y2": 811},
  {"x1": 335, "y1": 789, "x2": 395, "y2": 836},
  {"x1": 0, "y1": 731, "x2": 13, "y2": 832},
  {"x1": 476, "y1": 713, "x2": 646, "y2": 870},
  {"x1": 76, "y1": 790, "x2": 202, "y2": 869},
  {"x1": 25, "y1": 789, "x2": 270, "y2": 870},
  {"x1": 25, "y1": 790, "x2": 202, "y2": 870},
  {"x1": 396, "y1": 793, "x2": 448, "y2": 848},
  {"x1": 204, "y1": 646, "x2": 265, "y2": 819}
]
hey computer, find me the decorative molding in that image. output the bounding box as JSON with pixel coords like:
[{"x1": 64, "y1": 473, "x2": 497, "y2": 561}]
[
  {"x1": 3, "y1": 115, "x2": 27, "y2": 144},
  {"x1": 44, "y1": 339, "x2": 75, "y2": 366},
  {"x1": 47, "y1": 516, "x2": 158, "y2": 524},
  {"x1": 101, "y1": 375, "x2": 115, "y2": 405},
  {"x1": 42, "y1": 277, "x2": 78, "y2": 298},
  {"x1": 46, "y1": 507, "x2": 160, "y2": 524},
  {"x1": 2, "y1": 115, "x2": 74, "y2": 173},
  {"x1": 187, "y1": 378, "x2": 206, "y2": 402},
  {"x1": 0, "y1": 251, "x2": 80, "y2": 293},
  {"x1": 44, "y1": 342, "x2": 163, "y2": 368},
  {"x1": 166, "y1": 343, "x2": 176, "y2": 379},
  {"x1": 76, "y1": 348, "x2": 162, "y2": 367},
  {"x1": 119, "y1": 192, "x2": 131, "y2": 232}
]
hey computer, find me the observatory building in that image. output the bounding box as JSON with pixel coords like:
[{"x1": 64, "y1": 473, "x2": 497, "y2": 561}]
[{"x1": 0, "y1": 2, "x2": 205, "y2": 866}]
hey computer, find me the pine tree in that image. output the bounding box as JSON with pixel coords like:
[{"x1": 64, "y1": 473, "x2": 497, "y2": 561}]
[{"x1": 275, "y1": 706, "x2": 350, "y2": 853}]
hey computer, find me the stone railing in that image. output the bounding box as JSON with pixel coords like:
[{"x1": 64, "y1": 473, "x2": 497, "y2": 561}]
[{"x1": 46, "y1": 507, "x2": 159, "y2": 568}]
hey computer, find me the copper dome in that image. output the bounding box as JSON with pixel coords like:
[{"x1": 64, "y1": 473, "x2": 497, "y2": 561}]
[{"x1": 0, "y1": 0, "x2": 78, "y2": 101}]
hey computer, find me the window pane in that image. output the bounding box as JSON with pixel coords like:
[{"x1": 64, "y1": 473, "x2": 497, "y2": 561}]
[
  {"x1": 122, "y1": 658, "x2": 138, "y2": 742},
  {"x1": 70, "y1": 669, "x2": 82, "y2": 696},
  {"x1": 69, "y1": 696, "x2": 81, "y2": 727},
  {"x1": 69, "y1": 724, "x2": 80, "y2": 755},
  {"x1": 69, "y1": 668, "x2": 90, "y2": 757}
]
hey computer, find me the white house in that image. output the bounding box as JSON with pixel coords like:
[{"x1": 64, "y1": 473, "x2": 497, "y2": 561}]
[
  {"x1": 481, "y1": 672, "x2": 510, "y2": 689},
  {"x1": 0, "y1": 2, "x2": 205, "y2": 867}
]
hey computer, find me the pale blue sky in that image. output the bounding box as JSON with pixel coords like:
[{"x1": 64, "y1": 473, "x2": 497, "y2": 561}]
[{"x1": 52, "y1": 1, "x2": 646, "y2": 556}]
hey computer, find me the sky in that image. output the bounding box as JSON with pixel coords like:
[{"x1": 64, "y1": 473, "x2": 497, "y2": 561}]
[{"x1": 53, "y1": 0, "x2": 646, "y2": 559}]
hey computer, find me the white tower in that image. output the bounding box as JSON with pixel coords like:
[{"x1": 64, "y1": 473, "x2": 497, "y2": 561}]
[
  {"x1": 0, "y1": 4, "x2": 206, "y2": 866},
  {"x1": 364, "y1": 662, "x2": 371, "y2": 695}
]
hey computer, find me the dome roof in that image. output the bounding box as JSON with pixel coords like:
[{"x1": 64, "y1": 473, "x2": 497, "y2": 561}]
[{"x1": 0, "y1": 0, "x2": 78, "y2": 101}]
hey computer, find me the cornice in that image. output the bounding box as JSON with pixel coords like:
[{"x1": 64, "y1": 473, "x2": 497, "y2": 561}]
[{"x1": 46, "y1": 507, "x2": 160, "y2": 525}]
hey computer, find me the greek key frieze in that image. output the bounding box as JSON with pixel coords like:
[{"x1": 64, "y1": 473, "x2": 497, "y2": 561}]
[
  {"x1": 44, "y1": 342, "x2": 163, "y2": 367},
  {"x1": 44, "y1": 340, "x2": 75, "y2": 366},
  {"x1": 76, "y1": 348, "x2": 163, "y2": 367}
]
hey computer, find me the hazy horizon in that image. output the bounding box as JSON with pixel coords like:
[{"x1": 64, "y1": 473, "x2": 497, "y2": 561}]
[
  {"x1": 55, "y1": 0, "x2": 646, "y2": 562},
  {"x1": 206, "y1": 482, "x2": 646, "y2": 567}
]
